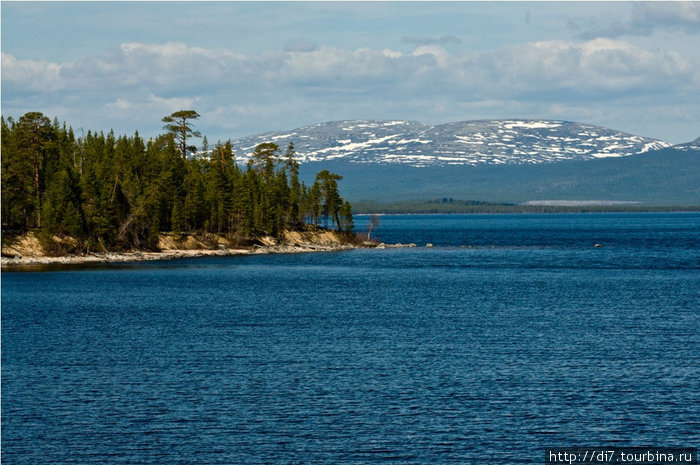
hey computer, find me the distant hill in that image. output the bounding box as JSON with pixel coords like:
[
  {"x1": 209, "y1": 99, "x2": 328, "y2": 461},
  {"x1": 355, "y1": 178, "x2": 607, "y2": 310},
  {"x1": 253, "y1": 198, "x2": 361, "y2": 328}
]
[
  {"x1": 230, "y1": 120, "x2": 698, "y2": 205},
  {"x1": 295, "y1": 144, "x2": 700, "y2": 205},
  {"x1": 673, "y1": 137, "x2": 700, "y2": 152},
  {"x1": 232, "y1": 119, "x2": 669, "y2": 167}
]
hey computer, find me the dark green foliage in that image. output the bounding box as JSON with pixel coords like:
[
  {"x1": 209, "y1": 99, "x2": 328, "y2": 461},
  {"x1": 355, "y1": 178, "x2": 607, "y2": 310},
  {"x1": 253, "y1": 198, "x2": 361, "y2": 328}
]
[
  {"x1": 313, "y1": 170, "x2": 343, "y2": 229},
  {"x1": 2, "y1": 117, "x2": 34, "y2": 229},
  {"x1": 339, "y1": 200, "x2": 354, "y2": 233},
  {"x1": 284, "y1": 142, "x2": 303, "y2": 228},
  {"x1": 249, "y1": 142, "x2": 279, "y2": 177},
  {"x1": 3, "y1": 112, "x2": 57, "y2": 228},
  {"x1": 41, "y1": 168, "x2": 84, "y2": 237},
  {"x1": 1, "y1": 112, "x2": 353, "y2": 251}
]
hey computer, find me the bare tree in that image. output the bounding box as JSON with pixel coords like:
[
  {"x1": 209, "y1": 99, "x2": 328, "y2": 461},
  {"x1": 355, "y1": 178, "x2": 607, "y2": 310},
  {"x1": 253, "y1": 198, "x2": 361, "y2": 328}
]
[{"x1": 367, "y1": 214, "x2": 380, "y2": 240}]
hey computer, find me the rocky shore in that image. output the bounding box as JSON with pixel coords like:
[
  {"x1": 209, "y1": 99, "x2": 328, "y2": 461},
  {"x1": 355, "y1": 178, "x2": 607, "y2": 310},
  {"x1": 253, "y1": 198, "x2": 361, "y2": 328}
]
[{"x1": 1, "y1": 230, "x2": 362, "y2": 268}]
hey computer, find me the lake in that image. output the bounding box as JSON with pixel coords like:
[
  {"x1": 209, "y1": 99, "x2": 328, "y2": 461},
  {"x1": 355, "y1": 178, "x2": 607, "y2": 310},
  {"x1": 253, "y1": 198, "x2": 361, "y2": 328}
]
[{"x1": 2, "y1": 213, "x2": 699, "y2": 464}]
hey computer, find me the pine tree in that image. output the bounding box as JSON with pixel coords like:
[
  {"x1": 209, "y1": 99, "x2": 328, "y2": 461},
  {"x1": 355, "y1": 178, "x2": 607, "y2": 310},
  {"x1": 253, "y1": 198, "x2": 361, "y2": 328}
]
[
  {"x1": 250, "y1": 142, "x2": 280, "y2": 178},
  {"x1": 182, "y1": 160, "x2": 207, "y2": 232},
  {"x1": 161, "y1": 110, "x2": 201, "y2": 159},
  {"x1": 16, "y1": 112, "x2": 54, "y2": 227},
  {"x1": 41, "y1": 169, "x2": 84, "y2": 237},
  {"x1": 315, "y1": 170, "x2": 343, "y2": 230},
  {"x1": 284, "y1": 142, "x2": 302, "y2": 227},
  {"x1": 307, "y1": 181, "x2": 322, "y2": 226},
  {"x1": 339, "y1": 200, "x2": 354, "y2": 234},
  {"x1": 1, "y1": 117, "x2": 35, "y2": 229}
]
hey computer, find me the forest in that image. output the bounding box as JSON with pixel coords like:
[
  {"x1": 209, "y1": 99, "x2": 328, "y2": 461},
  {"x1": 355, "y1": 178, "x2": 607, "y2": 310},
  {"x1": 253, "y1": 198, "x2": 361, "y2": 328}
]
[{"x1": 1, "y1": 111, "x2": 354, "y2": 252}]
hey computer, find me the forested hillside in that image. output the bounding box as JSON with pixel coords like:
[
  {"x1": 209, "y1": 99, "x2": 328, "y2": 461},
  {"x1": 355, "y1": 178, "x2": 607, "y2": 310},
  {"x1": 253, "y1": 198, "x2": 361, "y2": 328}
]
[{"x1": 1, "y1": 112, "x2": 354, "y2": 252}]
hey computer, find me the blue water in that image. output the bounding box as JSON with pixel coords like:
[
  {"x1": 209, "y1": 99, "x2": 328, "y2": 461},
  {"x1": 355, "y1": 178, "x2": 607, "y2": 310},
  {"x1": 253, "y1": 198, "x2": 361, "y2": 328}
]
[{"x1": 3, "y1": 213, "x2": 699, "y2": 464}]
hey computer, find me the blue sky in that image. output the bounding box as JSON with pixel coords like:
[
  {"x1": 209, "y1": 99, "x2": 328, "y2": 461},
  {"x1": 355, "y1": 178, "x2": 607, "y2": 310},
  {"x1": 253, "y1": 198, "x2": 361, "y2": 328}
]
[{"x1": 2, "y1": 2, "x2": 699, "y2": 144}]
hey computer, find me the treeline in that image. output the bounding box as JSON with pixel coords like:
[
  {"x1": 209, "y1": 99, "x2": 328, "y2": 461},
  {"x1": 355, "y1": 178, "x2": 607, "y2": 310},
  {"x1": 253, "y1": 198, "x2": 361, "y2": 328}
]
[
  {"x1": 1, "y1": 112, "x2": 354, "y2": 251},
  {"x1": 352, "y1": 199, "x2": 700, "y2": 214}
]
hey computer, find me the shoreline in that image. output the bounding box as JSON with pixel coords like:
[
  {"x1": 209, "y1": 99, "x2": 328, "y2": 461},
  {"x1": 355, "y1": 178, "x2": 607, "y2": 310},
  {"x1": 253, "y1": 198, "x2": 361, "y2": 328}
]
[
  {"x1": 1, "y1": 243, "x2": 359, "y2": 269},
  {"x1": 1, "y1": 229, "x2": 367, "y2": 270}
]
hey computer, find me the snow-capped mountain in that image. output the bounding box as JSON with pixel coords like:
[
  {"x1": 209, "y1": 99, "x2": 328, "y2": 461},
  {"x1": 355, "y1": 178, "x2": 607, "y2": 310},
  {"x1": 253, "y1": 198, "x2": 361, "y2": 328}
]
[{"x1": 232, "y1": 120, "x2": 671, "y2": 167}]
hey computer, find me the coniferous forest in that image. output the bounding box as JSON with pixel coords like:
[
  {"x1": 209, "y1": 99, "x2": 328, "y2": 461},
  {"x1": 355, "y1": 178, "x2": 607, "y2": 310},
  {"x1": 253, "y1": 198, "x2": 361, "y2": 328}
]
[{"x1": 1, "y1": 111, "x2": 354, "y2": 252}]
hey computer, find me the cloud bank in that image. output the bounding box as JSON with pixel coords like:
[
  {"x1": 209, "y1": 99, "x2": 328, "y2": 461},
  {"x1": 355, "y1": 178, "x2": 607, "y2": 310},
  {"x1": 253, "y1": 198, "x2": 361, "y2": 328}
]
[{"x1": 2, "y1": 35, "x2": 698, "y2": 143}]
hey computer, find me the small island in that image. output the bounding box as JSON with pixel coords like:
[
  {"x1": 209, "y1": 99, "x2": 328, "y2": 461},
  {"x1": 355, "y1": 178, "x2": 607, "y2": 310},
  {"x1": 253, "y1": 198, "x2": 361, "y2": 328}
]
[{"x1": 1, "y1": 111, "x2": 363, "y2": 267}]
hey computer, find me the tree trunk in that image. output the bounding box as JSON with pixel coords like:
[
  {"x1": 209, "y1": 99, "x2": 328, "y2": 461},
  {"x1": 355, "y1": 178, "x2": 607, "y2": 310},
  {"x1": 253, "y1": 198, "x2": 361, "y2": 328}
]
[
  {"x1": 181, "y1": 118, "x2": 187, "y2": 159},
  {"x1": 33, "y1": 151, "x2": 41, "y2": 228}
]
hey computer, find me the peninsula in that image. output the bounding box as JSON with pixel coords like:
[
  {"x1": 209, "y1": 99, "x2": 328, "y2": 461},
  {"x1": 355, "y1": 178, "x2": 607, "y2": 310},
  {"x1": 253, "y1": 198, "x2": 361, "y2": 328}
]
[{"x1": 2, "y1": 111, "x2": 358, "y2": 267}]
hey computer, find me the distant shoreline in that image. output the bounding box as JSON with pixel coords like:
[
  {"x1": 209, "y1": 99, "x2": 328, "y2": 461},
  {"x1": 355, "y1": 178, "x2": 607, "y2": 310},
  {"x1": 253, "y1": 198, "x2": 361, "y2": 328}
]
[{"x1": 352, "y1": 202, "x2": 700, "y2": 215}]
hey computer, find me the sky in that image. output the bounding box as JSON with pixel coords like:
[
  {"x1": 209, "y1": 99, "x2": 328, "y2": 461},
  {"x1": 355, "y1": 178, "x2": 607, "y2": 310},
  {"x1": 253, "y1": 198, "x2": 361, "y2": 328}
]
[{"x1": 2, "y1": 1, "x2": 699, "y2": 145}]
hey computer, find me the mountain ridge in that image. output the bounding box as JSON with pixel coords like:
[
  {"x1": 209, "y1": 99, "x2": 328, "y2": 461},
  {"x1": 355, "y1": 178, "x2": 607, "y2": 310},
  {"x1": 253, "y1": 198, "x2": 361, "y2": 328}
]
[
  {"x1": 231, "y1": 119, "x2": 671, "y2": 167},
  {"x1": 229, "y1": 119, "x2": 696, "y2": 205},
  {"x1": 295, "y1": 144, "x2": 699, "y2": 205}
]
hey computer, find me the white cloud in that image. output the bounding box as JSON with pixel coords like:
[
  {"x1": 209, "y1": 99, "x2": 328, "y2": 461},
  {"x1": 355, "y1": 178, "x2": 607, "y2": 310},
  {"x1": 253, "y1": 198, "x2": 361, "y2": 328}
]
[
  {"x1": 411, "y1": 45, "x2": 449, "y2": 69},
  {"x1": 105, "y1": 94, "x2": 197, "y2": 115},
  {"x1": 1, "y1": 53, "x2": 63, "y2": 92},
  {"x1": 6, "y1": 39, "x2": 693, "y2": 99},
  {"x1": 2, "y1": 42, "x2": 253, "y2": 94},
  {"x1": 2, "y1": 38, "x2": 698, "y2": 143},
  {"x1": 105, "y1": 98, "x2": 134, "y2": 111},
  {"x1": 435, "y1": 37, "x2": 696, "y2": 107}
]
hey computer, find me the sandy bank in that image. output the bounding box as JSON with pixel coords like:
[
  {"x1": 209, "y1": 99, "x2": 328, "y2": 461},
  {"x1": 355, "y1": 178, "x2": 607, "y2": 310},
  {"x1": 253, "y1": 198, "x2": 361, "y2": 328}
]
[{"x1": 1, "y1": 230, "x2": 360, "y2": 268}]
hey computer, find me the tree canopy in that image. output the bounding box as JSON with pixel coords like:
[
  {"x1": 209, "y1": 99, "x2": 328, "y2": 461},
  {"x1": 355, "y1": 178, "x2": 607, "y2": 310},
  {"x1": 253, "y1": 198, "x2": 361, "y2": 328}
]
[{"x1": 2, "y1": 111, "x2": 354, "y2": 252}]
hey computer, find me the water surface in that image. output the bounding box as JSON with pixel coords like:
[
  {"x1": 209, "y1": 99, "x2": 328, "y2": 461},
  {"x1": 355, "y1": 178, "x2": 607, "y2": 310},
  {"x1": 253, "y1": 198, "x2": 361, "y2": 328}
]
[{"x1": 3, "y1": 213, "x2": 699, "y2": 463}]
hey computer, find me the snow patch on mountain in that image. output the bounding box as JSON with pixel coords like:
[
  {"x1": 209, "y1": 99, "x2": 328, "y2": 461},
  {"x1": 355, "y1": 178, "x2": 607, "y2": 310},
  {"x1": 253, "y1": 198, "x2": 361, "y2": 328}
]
[{"x1": 502, "y1": 121, "x2": 562, "y2": 130}]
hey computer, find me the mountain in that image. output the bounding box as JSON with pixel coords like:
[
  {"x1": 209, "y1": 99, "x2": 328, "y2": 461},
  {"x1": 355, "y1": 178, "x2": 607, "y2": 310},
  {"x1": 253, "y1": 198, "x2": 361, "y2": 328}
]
[
  {"x1": 232, "y1": 119, "x2": 670, "y2": 167},
  {"x1": 230, "y1": 120, "x2": 697, "y2": 205},
  {"x1": 296, "y1": 144, "x2": 698, "y2": 205}
]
